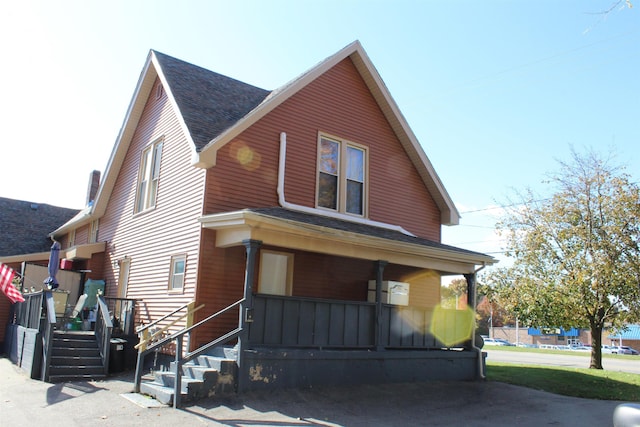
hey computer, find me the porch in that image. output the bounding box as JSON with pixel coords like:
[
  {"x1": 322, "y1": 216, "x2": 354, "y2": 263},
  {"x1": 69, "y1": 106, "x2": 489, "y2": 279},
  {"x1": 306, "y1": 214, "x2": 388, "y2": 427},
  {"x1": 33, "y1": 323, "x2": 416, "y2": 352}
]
[
  {"x1": 5, "y1": 290, "x2": 138, "y2": 382},
  {"x1": 242, "y1": 293, "x2": 483, "y2": 390}
]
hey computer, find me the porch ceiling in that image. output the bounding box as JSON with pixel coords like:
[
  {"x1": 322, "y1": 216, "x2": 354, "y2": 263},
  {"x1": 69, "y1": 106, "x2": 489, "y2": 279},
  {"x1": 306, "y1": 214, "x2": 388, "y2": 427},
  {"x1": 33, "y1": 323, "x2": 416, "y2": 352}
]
[{"x1": 199, "y1": 208, "x2": 496, "y2": 274}]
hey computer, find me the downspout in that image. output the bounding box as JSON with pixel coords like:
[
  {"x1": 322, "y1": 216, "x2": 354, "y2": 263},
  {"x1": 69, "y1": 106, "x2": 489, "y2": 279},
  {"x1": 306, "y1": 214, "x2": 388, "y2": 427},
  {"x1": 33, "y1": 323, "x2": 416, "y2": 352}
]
[
  {"x1": 470, "y1": 263, "x2": 487, "y2": 380},
  {"x1": 277, "y1": 132, "x2": 416, "y2": 236}
]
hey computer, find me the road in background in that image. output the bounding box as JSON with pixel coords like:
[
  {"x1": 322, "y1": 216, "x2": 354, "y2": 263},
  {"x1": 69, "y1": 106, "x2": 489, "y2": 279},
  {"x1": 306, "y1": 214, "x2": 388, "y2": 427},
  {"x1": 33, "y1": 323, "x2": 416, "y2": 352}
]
[{"x1": 485, "y1": 349, "x2": 640, "y2": 374}]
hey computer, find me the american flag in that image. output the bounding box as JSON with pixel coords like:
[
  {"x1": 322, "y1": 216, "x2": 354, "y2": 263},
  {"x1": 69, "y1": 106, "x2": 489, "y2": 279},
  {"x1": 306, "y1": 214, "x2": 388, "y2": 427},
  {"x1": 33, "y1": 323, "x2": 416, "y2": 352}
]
[{"x1": 0, "y1": 263, "x2": 25, "y2": 304}]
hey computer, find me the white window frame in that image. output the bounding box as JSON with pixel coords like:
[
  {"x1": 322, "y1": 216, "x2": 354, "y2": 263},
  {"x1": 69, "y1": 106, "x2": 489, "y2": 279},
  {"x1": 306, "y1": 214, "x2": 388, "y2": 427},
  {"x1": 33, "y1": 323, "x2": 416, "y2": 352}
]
[
  {"x1": 89, "y1": 219, "x2": 99, "y2": 243},
  {"x1": 168, "y1": 254, "x2": 186, "y2": 292},
  {"x1": 316, "y1": 133, "x2": 368, "y2": 217},
  {"x1": 68, "y1": 229, "x2": 75, "y2": 247},
  {"x1": 135, "y1": 138, "x2": 163, "y2": 214},
  {"x1": 258, "y1": 250, "x2": 294, "y2": 296}
]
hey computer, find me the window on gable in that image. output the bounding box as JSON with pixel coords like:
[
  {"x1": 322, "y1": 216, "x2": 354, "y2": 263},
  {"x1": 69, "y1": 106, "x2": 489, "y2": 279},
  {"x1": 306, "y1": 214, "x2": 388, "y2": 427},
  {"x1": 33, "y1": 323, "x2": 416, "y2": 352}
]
[
  {"x1": 135, "y1": 138, "x2": 163, "y2": 213},
  {"x1": 169, "y1": 254, "x2": 186, "y2": 292},
  {"x1": 317, "y1": 135, "x2": 367, "y2": 216}
]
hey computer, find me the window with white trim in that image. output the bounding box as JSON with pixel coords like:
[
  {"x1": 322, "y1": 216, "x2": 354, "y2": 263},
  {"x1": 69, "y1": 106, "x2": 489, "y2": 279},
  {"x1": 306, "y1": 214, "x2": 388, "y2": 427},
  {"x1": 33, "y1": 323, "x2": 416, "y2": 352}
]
[
  {"x1": 169, "y1": 255, "x2": 186, "y2": 291},
  {"x1": 258, "y1": 250, "x2": 294, "y2": 296},
  {"x1": 135, "y1": 139, "x2": 163, "y2": 213},
  {"x1": 89, "y1": 219, "x2": 99, "y2": 243},
  {"x1": 317, "y1": 135, "x2": 367, "y2": 216}
]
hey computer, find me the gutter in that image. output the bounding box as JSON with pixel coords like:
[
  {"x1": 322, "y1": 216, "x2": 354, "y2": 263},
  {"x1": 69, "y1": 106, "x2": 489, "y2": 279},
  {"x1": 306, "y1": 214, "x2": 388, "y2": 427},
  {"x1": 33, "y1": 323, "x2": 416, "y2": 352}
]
[
  {"x1": 471, "y1": 263, "x2": 487, "y2": 380},
  {"x1": 277, "y1": 132, "x2": 416, "y2": 237}
]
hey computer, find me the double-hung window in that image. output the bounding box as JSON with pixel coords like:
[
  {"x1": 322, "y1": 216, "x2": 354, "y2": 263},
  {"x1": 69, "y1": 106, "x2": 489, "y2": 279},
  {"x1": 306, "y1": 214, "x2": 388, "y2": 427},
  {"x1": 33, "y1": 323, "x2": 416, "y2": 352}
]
[
  {"x1": 135, "y1": 139, "x2": 163, "y2": 213},
  {"x1": 317, "y1": 135, "x2": 367, "y2": 216},
  {"x1": 169, "y1": 254, "x2": 186, "y2": 292}
]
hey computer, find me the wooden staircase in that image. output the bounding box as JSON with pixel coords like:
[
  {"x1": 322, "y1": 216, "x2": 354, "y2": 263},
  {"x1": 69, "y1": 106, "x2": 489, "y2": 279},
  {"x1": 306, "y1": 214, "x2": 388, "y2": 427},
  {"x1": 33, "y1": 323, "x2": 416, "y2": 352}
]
[
  {"x1": 48, "y1": 330, "x2": 106, "y2": 382},
  {"x1": 139, "y1": 346, "x2": 237, "y2": 405}
]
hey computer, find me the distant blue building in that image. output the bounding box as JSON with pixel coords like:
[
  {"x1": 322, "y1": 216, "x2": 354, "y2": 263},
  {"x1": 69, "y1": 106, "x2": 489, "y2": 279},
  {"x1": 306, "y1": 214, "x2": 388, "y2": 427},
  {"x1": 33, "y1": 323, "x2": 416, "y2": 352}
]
[{"x1": 608, "y1": 325, "x2": 640, "y2": 347}]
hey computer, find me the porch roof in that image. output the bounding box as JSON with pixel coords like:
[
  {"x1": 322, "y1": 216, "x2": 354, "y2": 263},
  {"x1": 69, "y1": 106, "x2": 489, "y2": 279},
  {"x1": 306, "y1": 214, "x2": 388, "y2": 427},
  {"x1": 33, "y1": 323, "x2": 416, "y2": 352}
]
[{"x1": 199, "y1": 207, "x2": 496, "y2": 274}]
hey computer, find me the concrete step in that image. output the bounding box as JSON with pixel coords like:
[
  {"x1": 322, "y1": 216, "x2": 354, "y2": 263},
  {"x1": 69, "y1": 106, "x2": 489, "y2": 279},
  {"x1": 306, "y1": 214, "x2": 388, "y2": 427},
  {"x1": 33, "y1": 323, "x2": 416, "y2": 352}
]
[
  {"x1": 48, "y1": 373, "x2": 107, "y2": 383},
  {"x1": 139, "y1": 351, "x2": 238, "y2": 405},
  {"x1": 139, "y1": 381, "x2": 188, "y2": 406}
]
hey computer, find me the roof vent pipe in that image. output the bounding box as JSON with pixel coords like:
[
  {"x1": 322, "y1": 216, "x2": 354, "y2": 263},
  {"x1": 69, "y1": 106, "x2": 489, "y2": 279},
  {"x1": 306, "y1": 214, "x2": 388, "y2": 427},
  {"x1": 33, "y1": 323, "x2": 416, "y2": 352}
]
[{"x1": 85, "y1": 170, "x2": 101, "y2": 207}]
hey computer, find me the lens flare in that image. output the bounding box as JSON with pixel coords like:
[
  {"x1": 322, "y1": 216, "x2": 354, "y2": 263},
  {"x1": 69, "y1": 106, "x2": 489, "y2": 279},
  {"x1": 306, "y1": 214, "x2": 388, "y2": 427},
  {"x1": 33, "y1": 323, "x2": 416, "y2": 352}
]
[{"x1": 429, "y1": 304, "x2": 475, "y2": 347}]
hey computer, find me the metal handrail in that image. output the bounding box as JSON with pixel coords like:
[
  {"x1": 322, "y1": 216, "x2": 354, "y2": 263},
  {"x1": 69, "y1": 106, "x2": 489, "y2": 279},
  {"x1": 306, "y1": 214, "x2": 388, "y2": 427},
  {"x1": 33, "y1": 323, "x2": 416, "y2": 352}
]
[
  {"x1": 95, "y1": 296, "x2": 113, "y2": 375},
  {"x1": 133, "y1": 298, "x2": 244, "y2": 408},
  {"x1": 135, "y1": 303, "x2": 205, "y2": 351},
  {"x1": 136, "y1": 301, "x2": 192, "y2": 335}
]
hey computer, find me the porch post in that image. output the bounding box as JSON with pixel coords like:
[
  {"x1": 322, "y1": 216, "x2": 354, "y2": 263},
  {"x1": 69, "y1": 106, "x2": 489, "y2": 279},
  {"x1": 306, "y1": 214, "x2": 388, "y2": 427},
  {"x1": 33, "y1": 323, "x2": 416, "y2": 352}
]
[
  {"x1": 375, "y1": 260, "x2": 388, "y2": 351},
  {"x1": 464, "y1": 273, "x2": 476, "y2": 309},
  {"x1": 237, "y1": 239, "x2": 262, "y2": 393},
  {"x1": 464, "y1": 272, "x2": 476, "y2": 349}
]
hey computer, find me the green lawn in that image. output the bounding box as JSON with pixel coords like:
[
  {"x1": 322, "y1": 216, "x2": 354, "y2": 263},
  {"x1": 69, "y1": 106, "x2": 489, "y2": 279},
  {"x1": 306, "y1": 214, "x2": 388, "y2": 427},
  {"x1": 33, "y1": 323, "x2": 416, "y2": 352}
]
[
  {"x1": 484, "y1": 345, "x2": 633, "y2": 359},
  {"x1": 486, "y1": 362, "x2": 640, "y2": 400}
]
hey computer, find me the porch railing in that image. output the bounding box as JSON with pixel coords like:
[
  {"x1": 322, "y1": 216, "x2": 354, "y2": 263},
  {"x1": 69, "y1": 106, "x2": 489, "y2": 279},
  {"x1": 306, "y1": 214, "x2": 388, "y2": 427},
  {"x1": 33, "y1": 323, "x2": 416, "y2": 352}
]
[
  {"x1": 249, "y1": 294, "x2": 375, "y2": 348},
  {"x1": 13, "y1": 292, "x2": 44, "y2": 329},
  {"x1": 249, "y1": 294, "x2": 466, "y2": 350},
  {"x1": 103, "y1": 297, "x2": 136, "y2": 336}
]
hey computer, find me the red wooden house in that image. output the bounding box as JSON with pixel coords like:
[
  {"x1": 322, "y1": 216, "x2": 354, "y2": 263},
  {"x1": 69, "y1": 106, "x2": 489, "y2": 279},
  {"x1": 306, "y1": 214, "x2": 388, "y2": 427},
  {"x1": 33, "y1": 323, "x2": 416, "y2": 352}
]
[{"x1": 44, "y1": 41, "x2": 495, "y2": 398}]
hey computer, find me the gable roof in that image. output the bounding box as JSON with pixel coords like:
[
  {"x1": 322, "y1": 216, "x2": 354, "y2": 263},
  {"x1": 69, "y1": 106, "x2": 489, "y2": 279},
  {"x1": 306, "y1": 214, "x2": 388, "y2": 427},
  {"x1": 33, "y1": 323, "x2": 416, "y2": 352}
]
[
  {"x1": 53, "y1": 41, "x2": 459, "y2": 237},
  {"x1": 0, "y1": 197, "x2": 79, "y2": 256},
  {"x1": 153, "y1": 51, "x2": 271, "y2": 151}
]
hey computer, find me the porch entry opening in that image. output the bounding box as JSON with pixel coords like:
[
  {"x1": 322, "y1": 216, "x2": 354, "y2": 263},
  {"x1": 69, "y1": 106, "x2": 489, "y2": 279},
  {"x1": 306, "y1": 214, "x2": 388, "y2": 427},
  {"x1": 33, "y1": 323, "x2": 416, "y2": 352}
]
[{"x1": 258, "y1": 250, "x2": 293, "y2": 296}]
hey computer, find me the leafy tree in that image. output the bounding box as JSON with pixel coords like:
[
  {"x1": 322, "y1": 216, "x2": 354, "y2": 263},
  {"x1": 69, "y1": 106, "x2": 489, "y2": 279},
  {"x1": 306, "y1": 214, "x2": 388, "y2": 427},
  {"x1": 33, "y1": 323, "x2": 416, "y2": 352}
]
[
  {"x1": 441, "y1": 278, "x2": 469, "y2": 309},
  {"x1": 488, "y1": 148, "x2": 640, "y2": 369},
  {"x1": 476, "y1": 283, "x2": 514, "y2": 335}
]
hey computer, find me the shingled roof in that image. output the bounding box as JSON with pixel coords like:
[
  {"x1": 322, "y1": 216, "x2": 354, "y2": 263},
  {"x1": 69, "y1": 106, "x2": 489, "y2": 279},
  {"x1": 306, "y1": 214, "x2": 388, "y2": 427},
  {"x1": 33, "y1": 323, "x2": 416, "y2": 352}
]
[
  {"x1": 153, "y1": 51, "x2": 271, "y2": 151},
  {"x1": 0, "y1": 197, "x2": 79, "y2": 256},
  {"x1": 248, "y1": 207, "x2": 493, "y2": 261}
]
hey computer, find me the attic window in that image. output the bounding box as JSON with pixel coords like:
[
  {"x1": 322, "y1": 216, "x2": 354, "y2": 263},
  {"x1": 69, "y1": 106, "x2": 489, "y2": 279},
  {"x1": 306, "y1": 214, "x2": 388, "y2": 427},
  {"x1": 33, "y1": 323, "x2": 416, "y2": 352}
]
[
  {"x1": 156, "y1": 84, "x2": 165, "y2": 99},
  {"x1": 135, "y1": 138, "x2": 163, "y2": 213},
  {"x1": 316, "y1": 134, "x2": 368, "y2": 216}
]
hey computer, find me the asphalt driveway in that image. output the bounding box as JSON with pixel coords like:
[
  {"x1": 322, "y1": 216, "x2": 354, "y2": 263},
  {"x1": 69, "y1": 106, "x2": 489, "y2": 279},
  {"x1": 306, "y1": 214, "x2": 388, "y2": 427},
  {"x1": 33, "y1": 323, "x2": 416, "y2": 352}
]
[{"x1": 0, "y1": 357, "x2": 622, "y2": 426}]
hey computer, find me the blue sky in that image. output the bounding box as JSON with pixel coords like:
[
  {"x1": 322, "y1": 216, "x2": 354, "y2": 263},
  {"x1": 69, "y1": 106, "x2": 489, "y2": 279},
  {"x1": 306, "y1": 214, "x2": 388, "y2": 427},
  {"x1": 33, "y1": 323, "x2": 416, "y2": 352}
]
[{"x1": 1, "y1": 0, "x2": 638, "y2": 265}]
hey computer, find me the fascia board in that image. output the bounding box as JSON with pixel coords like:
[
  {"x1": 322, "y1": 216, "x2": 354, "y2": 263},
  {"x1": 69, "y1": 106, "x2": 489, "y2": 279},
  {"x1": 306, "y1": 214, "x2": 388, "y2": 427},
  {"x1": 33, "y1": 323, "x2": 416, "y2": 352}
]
[
  {"x1": 200, "y1": 210, "x2": 495, "y2": 267},
  {"x1": 53, "y1": 50, "x2": 202, "y2": 237},
  {"x1": 193, "y1": 41, "x2": 459, "y2": 226},
  {"x1": 349, "y1": 46, "x2": 460, "y2": 226},
  {"x1": 54, "y1": 52, "x2": 160, "y2": 237},
  {"x1": 0, "y1": 251, "x2": 50, "y2": 264},
  {"x1": 192, "y1": 41, "x2": 363, "y2": 169}
]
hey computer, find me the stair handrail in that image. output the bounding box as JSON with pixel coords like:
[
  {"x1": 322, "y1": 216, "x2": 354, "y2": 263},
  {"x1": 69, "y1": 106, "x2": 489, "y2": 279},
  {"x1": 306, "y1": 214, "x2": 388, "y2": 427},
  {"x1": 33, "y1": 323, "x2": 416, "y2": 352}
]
[
  {"x1": 134, "y1": 303, "x2": 204, "y2": 351},
  {"x1": 136, "y1": 301, "x2": 193, "y2": 335},
  {"x1": 133, "y1": 297, "x2": 245, "y2": 407},
  {"x1": 94, "y1": 296, "x2": 113, "y2": 375},
  {"x1": 40, "y1": 291, "x2": 57, "y2": 382}
]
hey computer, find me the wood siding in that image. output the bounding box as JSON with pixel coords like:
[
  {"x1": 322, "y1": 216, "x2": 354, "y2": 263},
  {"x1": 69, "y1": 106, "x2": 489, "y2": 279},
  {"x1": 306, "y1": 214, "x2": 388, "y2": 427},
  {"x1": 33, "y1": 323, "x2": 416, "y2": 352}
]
[
  {"x1": 97, "y1": 78, "x2": 206, "y2": 329},
  {"x1": 193, "y1": 230, "x2": 246, "y2": 347},
  {"x1": 204, "y1": 57, "x2": 442, "y2": 241},
  {"x1": 73, "y1": 224, "x2": 89, "y2": 246}
]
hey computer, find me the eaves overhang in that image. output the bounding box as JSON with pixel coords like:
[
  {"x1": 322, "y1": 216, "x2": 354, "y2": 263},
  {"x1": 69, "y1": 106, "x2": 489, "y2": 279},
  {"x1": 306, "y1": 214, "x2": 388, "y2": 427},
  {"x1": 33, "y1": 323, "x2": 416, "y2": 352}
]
[
  {"x1": 199, "y1": 209, "x2": 495, "y2": 275},
  {"x1": 191, "y1": 41, "x2": 460, "y2": 226}
]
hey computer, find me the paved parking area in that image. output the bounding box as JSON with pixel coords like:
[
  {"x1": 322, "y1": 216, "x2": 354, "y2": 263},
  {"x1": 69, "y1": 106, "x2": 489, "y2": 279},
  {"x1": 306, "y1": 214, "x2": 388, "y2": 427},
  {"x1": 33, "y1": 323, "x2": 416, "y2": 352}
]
[{"x1": 0, "y1": 357, "x2": 622, "y2": 426}]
